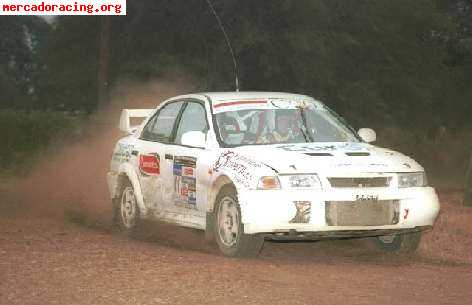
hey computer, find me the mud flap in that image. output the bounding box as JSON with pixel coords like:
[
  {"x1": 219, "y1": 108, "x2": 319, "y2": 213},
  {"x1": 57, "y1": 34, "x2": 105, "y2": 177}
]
[{"x1": 205, "y1": 212, "x2": 215, "y2": 242}]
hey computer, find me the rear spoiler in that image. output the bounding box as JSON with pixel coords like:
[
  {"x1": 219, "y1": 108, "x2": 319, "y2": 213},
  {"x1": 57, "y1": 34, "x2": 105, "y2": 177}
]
[{"x1": 119, "y1": 109, "x2": 154, "y2": 134}]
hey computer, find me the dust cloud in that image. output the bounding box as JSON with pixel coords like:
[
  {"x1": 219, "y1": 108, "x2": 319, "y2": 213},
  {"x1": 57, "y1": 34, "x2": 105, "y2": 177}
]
[{"x1": 9, "y1": 77, "x2": 197, "y2": 226}]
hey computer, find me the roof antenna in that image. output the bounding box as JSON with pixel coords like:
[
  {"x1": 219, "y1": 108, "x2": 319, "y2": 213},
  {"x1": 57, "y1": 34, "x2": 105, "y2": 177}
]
[{"x1": 204, "y1": 0, "x2": 240, "y2": 92}]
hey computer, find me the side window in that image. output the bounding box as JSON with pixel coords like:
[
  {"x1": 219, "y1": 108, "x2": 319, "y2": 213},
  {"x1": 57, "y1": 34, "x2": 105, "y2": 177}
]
[
  {"x1": 174, "y1": 102, "x2": 208, "y2": 145},
  {"x1": 141, "y1": 101, "x2": 183, "y2": 142},
  {"x1": 141, "y1": 115, "x2": 158, "y2": 140}
]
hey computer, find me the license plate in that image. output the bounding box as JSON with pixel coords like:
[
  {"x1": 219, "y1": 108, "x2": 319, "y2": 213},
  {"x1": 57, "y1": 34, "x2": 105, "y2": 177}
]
[{"x1": 355, "y1": 194, "x2": 379, "y2": 202}]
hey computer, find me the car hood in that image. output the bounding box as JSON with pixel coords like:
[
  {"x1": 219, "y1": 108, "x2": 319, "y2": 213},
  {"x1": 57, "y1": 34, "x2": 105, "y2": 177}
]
[{"x1": 232, "y1": 142, "x2": 423, "y2": 175}]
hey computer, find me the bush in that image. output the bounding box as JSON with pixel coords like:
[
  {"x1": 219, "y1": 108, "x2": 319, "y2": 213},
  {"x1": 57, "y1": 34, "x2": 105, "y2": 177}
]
[
  {"x1": 375, "y1": 126, "x2": 472, "y2": 186},
  {"x1": 0, "y1": 110, "x2": 80, "y2": 175}
]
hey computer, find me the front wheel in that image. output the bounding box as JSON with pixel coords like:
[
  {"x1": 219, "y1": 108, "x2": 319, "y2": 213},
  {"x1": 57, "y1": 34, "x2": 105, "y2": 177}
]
[
  {"x1": 214, "y1": 186, "x2": 264, "y2": 257},
  {"x1": 373, "y1": 232, "x2": 422, "y2": 254}
]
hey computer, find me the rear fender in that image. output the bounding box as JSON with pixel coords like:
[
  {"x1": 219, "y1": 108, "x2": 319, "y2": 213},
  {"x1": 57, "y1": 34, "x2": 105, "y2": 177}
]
[{"x1": 117, "y1": 163, "x2": 147, "y2": 217}]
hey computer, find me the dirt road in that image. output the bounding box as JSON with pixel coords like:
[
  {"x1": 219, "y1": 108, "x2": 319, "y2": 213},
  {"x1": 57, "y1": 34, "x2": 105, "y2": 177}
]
[{"x1": 1, "y1": 191, "x2": 471, "y2": 305}]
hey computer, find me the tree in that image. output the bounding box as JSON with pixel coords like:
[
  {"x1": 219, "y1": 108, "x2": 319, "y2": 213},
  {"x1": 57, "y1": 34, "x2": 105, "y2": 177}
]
[
  {"x1": 39, "y1": 16, "x2": 100, "y2": 111},
  {"x1": 0, "y1": 16, "x2": 50, "y2": 109}
]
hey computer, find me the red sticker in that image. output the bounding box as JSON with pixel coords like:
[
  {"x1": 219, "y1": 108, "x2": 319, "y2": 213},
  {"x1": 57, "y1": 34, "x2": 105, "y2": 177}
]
[
  {"x1": 183, "y1": 167, "x2": 194, "y2": 177},
  {"x1": 403, "y1": 208, "x2": 410, "y2": 220},
  {"x1": 181, "y1": 184, "x2": 188, "y2": 196},
  {"x1": 139, "y1": 154, "x2": 160, "y2": 175},
  {"x1": 213, "y1": 99, "x2": 267, "y2": 109}
]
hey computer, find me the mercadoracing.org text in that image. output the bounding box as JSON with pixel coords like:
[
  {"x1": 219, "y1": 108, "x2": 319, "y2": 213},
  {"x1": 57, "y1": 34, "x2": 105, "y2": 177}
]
[{"x1": 0, "y1": 0, "x2": 126, "y2": 15}]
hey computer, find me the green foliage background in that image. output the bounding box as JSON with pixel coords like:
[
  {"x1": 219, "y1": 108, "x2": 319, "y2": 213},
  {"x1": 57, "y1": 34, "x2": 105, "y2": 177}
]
[
  {"x1": 1, "y1": 0, "x2": 471, "y2": 181},
  {"x1": 0, "y1": 110, "x2": 81, "y2": 175}
]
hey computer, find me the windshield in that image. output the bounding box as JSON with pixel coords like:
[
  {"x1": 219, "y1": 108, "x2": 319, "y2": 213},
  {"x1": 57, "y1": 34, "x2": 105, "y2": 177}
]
[{"x1": 214, "y1": 99, "x2": 359, "y2": 146}]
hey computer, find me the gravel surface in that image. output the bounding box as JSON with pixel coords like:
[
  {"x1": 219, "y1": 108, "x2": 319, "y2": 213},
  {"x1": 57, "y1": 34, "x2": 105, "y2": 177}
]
[{"x1": 1, "y1": 191, "x2": 471, "y2": 305}]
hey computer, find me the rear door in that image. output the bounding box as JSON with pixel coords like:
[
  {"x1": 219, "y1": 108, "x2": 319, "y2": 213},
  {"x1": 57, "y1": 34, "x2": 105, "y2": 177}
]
[
  {"x1": 161, "y1": 100, "x2": 210, "y2": 228},
  {"x1": 134, "y1": 101, "x2": 184, "y2": 214}
]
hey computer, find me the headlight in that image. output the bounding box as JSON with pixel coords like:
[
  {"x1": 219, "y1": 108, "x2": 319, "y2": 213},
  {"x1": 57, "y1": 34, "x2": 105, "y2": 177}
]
[
  {"x1": 257, "y1": 176, "x2": 281, "y2": 190},
  {"x1": 398, "y1": 172, "x2": 427, "y2": 188},
  {"x1": 284, "y1": 174, "x2": 322, "y2": 189}
]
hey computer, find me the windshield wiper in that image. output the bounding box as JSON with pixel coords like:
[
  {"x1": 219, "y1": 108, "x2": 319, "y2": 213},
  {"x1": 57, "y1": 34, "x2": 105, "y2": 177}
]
[
  {"x1": 298, "y1": 126, "x2": 310, "y2": 142},
  {"x1": 298, "y1": 107, "x2": 314, "y2": 142}
]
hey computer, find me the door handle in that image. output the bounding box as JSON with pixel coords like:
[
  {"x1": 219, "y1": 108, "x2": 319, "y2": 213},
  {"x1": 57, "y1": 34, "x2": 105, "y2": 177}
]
[{"x1": 165, "y1": 154, "x2": 173, "y2": 160}]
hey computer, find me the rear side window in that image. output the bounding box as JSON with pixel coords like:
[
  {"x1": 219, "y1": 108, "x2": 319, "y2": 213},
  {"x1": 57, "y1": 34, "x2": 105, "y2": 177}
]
[
  {"x1": 174, "y1": 102, "x2": 208, "y2": 145},
  {"x1": 141, "y1": 101, "x2": 183, "y2": 142}
]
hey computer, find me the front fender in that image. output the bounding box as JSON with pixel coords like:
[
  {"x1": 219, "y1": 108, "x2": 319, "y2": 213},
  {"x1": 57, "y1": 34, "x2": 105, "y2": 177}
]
[
  {"x1": 207, "y1": 150, "x2": 276, "y2": 214},
  {"x1": 207, "y1": 172, "x2": 245, "y2": 213}
]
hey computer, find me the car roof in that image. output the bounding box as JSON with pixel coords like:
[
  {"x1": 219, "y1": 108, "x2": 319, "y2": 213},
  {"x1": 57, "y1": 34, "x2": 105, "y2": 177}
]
[{"x1": 167, "y1": 91, "x2": 322, "y2": 105}]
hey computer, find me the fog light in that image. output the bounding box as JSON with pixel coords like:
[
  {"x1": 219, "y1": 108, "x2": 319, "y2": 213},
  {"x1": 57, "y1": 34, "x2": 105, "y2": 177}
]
[{"x1": 289, "y1": 201, "x2": 311, "y2": 224}]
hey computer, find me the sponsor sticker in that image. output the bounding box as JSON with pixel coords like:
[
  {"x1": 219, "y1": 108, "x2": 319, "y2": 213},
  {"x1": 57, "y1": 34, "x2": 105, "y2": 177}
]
[
  {"x1": 113, "y1": 143, "x2": 133, "y2": 162},
  {"x1": 139, "y1": 154, "x2": 160, "y2": 175},
  {"x1": 212, "y1": 98, "x2": 315, "y2": 114},
  {"x1": 182, "y1": 166, "x2": 195, "y2": 177},
  {"x1": 188, "y1": 191, "x2": 196, "y2": 204},
  {"x1": 173, "y1": 156, "x2": 197, "y2": 205},
  {"x1": 212, "y1": 151, "x2": 261, "y2": 188},
  {"x1": 212, "y1": 99, "x2": 268, "y2": 114},
  {"x1": 173, "y1": 164, "x2": 182, "y2": 176},
  {"x1": 180, "y1": 184, "x2": 189, "y2": 197}
]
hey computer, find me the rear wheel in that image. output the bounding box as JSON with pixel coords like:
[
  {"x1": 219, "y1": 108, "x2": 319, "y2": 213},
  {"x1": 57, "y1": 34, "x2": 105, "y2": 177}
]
[
  {"x1": 214, "y1": 186, "x2": 264, "y2": 257},
  {"x1": 373, "y1": 232, "x2": 421, "y2": 254},
  {"x1": 113, "y1": 179, "x2": 141, "y2": 236}
]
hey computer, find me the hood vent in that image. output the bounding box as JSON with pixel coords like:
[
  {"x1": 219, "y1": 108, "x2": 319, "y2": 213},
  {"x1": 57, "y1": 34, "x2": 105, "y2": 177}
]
[
  {"x1": 305, "y1": 152, "x2": 333, "y2": 157},
  {"x1": 345, "y1": 152, "x2": 370, "y2": 156}
]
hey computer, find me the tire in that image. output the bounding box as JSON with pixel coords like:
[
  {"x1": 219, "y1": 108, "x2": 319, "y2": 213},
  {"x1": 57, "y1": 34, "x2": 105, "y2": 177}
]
[
  {"x1": 113, "y1": 179, "x2": 141, "y2": 237},
  {"x1": 213, "y1": 185, "x2": 264, "y2": 257},
  {"x1": 373, "y1": 232, "x2": 421, "y2": 254}
]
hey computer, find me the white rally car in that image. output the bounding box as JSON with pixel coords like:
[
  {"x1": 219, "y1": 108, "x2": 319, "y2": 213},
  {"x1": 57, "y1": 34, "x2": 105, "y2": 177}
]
[{"x1": 107, "y1": 92, "x2": 440, "y2": 257}]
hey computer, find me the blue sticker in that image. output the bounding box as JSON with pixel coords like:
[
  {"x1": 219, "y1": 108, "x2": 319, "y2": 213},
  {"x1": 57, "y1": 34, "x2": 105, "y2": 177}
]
[
  {"x1": 173, "y1": 164, "x2": 182, "y2": 176},
  {"x1": 188, "y1": 191, "x2": 196, "y2": 204}
]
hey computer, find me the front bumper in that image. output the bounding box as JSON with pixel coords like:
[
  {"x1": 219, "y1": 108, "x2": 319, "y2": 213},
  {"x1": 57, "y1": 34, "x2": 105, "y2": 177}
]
[
  {"x1": 239, "y1": 187, "x2": 440, "y2": 235},
  {"x1": 261, "y1": 226, "x2": 432, "y2": 241}
]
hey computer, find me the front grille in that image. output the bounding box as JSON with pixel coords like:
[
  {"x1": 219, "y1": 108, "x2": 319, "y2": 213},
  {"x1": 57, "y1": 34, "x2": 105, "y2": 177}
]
[
  {"x1": 328, "y1": 177, "x2": 391, "y2": 188},
  {"x1": 325, "y1": 200, "x2": 399, "y2": 226}
]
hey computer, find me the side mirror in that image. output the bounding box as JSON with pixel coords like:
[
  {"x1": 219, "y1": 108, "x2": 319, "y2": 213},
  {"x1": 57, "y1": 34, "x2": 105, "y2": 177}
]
[
  {"x1": 181, "y1": 131, "x2": 206, "y2": 148},
  {"x1": 205, "y1": 129, "x2": 219, "y2": 149},
  {"x1": 358, "y1": 128, "x2": 376, "y2": 143}
]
